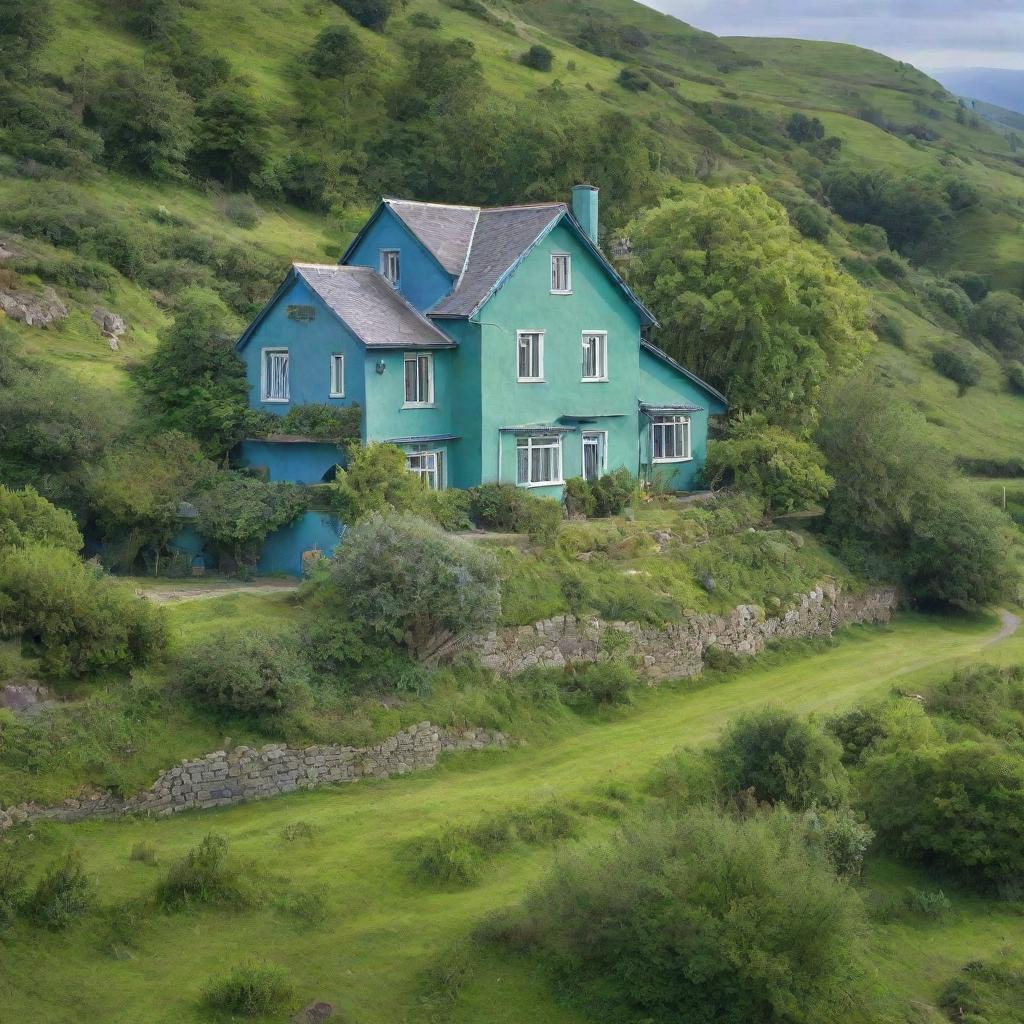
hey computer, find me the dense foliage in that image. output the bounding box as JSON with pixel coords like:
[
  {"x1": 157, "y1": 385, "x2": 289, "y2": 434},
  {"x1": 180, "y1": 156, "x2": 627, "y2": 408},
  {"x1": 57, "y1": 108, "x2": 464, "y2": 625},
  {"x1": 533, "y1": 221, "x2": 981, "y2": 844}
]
[
  {"x1": 628, "y1": 186, "x2": 871, "y2": 426},
  {"x1": 0, "y1": 484, "x2": 82, "y2": 552}
]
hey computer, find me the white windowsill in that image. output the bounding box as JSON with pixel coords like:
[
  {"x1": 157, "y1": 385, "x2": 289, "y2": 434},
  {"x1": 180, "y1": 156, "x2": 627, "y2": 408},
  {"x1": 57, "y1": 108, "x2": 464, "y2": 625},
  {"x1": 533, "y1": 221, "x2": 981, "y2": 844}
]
[
  {"x1": 550, "y1": 290, "x2": 573, "y2": 296},
  {"x1": 653, "y1": 456, "x2": 693, "y2": 464},
  {"x1": 402, "y1": 402, "x2": 436, "y2": 409},
  {"x1": 581, "y1": 377, "x2": 609, "y2": 383},
  {"x1": 517, "y1": 378, "x2": 546, "y2": 384},
  {"x1": 263, "y1": 397, "x2": 290, "y2": 404},
  {"x1": 517, "y1": 479, "x2": 565, "y2": 488},
  {"x1": 329, "y1": 392, "x2": 345, "y2": 399}
]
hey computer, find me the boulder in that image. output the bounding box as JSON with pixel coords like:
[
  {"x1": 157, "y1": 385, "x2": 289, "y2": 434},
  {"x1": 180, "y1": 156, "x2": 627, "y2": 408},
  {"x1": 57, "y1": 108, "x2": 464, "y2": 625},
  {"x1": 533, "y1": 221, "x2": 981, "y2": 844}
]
[
  {"x1": 0, "y1": 285, "x2": 68, "y2": 327},
  {"x1": 92, "y1": 307, "x2": 127, "y2": 350},
  {"x1": 0, "y1": 680, "x2": 53, "y2": 717}
]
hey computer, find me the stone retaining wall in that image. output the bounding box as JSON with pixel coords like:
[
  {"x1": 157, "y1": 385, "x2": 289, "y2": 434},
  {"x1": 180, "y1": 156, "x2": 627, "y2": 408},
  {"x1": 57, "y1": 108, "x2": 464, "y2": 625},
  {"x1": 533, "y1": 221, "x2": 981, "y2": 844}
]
[
  {"x1": 472, "y1": 582, "x2": 899, "y2": 680},
  {"x1": 0, "y1": 723, "x2": 509, "y2": 832}
]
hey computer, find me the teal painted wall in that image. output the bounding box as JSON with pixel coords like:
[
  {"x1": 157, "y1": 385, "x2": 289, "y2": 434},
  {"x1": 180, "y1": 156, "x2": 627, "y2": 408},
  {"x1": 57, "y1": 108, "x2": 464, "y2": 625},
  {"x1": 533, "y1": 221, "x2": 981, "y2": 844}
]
[
  {"x1": 238, "y1": 276, "x2": 366, "y2": 419},
  {"x1": 345, "y1": 208, "x2": 454, "y2": 312},
  {"x1": 257, "y1": 512, "x2": 343, "y2": 576},
  {"x1": 237, "y1": 439, "x2": 345, "y2": 484},
  {"x1": 475, "y1": 219, "x2": 644, "y2": 498}
]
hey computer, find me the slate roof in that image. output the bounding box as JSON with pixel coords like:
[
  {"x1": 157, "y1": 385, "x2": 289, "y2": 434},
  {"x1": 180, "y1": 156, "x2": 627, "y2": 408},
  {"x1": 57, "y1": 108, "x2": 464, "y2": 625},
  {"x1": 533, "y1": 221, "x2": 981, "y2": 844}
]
[
  {"x1": 431, "y1": 204, "x2": 566, "y2": 318},
  {"x1": 384, "y1": 199, "x2": 479, "y2": 276},
  {"x1": 293, "y1": 264, "x2": 454, "y2": 349}
]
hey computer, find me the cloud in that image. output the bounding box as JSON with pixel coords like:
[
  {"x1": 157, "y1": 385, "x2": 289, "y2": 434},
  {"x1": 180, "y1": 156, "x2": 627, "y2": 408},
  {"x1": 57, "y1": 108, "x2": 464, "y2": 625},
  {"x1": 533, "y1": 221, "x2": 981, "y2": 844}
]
[{"x1": 640, "y1": 0, "x2": 1024, "y2": 70}]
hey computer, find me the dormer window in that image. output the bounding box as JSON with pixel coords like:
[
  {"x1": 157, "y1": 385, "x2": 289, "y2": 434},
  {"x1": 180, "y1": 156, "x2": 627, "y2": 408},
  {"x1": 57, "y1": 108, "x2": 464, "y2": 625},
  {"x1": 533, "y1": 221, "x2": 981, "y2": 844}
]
[
  {"x1": 380, "y1": 249, "x2": 400, "y2": 287},
  {"x1": 550, "y1": 254, "x2": 571, "y2": 294}
]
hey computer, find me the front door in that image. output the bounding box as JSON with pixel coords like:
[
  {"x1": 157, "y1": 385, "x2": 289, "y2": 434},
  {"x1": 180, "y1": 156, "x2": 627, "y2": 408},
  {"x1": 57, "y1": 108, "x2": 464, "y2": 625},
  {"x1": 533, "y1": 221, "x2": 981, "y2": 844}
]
[{"x1": 582, "y1": 431, "x2": 605, "y2": 482}]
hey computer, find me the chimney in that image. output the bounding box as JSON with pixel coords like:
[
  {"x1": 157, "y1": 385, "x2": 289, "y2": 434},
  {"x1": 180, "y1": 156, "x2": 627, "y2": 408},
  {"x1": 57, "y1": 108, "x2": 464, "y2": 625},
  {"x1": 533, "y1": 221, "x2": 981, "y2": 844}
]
[{"x1": 571, "y1": 184, "x2": 599, "y2": 243}]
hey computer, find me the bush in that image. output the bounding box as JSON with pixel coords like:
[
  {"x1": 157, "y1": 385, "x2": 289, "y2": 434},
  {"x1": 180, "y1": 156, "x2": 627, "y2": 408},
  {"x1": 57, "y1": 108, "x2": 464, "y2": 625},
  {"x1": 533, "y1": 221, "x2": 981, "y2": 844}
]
[
  {"x1": 469, "y1": 483, "x2": 563, "y2": 541},
  {"x1": 520, "y1": 44, "x2": 553, "y2": 71},
  {"x1": 591, "y1": 468, "x2": 634, "y2": 517},
  {"x1": 971, "y1": 291, "x2": 1024, "y2": 357},
  {"x1": 563, "y1": 477, "x2": 596, "y2": 518},
  {"x1": 1006, "y1": 361, "x2": 1024, "y2": 394},
  {"x1": 307, "y1": 24, "x2": 364, "y2": 78},
  {"x1": 333, "y1": 0, "x2": 393, "y2": 30},
  {"x1": 0, "y1": 857, "x2": 27, "y2": 928},
  {"x1": 202, "y1": 959, "x2": 294, "y2": 1017},
  {"x1": 791, "y1": 203, "x2": 830, "y2": 242},
  {"x1": 712, "y1": 707, "x2": 849, "y2": 810},
  {"x1": 902, "y1": 886, "x2": 952, "y2": 918},
  {"x1": 617, "y1": 67, "x2": 649, "y2": 91},
  {"x1": 0, "y1": 544, "x2": 167, "y2": 677},
  {"x1": 156, "y1": 833, "x2": 254, "y2": 910},
  {"x1": 948, "y1": 270, "x2": 989, "y2": 303},
  {"x1": 176, "y1": 630, "x2": 312, "y2": 722},
  {"x1": 706, "y1": 417, "x2": 833, "y2": 513},
  {"x1": 0, "y1": 484, "x2": 82, "y2": 552},
  {"x1": 274, "y1": 403, "x2": 361, "y2": 441},
  {"x1": 920, "y1": 664, "x2": 1024, "y2": 739},
  {"x1": 497, "y1": 807, "x2": 869, "y2": 1022},
  {"x1": 787, "y1": 112, "x2": 825, "y2": 142},
  {"x1": 414, "y1": 488, "x2": 472, "y2": 531},
  {"x1": 22, "y1": 851, "x2": 93, "y2": 930},
  {"x1": 804, "y1": 805, "x2": 874, "y2": 877},
  {"x1": 222, "y1": 193, "x2": 262, "y2": 229},
  {"x1": 412, "y1": 829, "x2": 483, "y2": 887},
  {"x1": 130, "y1": 841, "x2": 159, "y2": 866},
  {"x1": 557, "y1": 660, "x2": 637, "y2": 707},
  {"x1": 327, "y1": 514, "x2": 501, "y2": 657},
  {"x1": 874, "y1": 252, "x2": 907, "y2": 279},
  {"x1": 872, "y1": 311, "x2": 906, "y2": 348},
  {"x1": 330, "y1": 442, "x2": 424, "y2": 522},
  {"x1": 860, "y1": 740, "x2": 1024, "y2": 891},
  {"x1": 191, "y1": 81, "x2": 269, "y2": 190},
  {"x1": 932, "y1": 347, "x2": 980, "y2": 395}
]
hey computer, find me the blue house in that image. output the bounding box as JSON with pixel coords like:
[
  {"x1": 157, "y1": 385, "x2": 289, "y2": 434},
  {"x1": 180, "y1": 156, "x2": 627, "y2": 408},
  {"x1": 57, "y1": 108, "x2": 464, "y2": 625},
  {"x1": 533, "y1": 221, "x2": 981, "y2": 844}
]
[{"x1": 232, "y1": 186, "x2": 727, "y2": 570}]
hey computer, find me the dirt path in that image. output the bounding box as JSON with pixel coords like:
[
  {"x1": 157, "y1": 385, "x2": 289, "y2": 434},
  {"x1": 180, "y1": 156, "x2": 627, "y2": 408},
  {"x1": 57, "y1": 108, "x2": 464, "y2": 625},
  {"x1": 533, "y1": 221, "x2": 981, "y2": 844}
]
[
  {"x1": 983, "y1": 607, "x2": 1021, "y2": 647},
  {"x1": 137, "y1": 580, "x2": 301, "y2": 604}
]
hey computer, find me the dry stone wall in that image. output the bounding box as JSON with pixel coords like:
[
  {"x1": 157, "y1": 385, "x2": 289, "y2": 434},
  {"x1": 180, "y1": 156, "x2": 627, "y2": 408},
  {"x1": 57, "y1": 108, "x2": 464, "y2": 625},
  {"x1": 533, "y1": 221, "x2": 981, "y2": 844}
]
[
  {"x1": 472, "y1": 582, "x2": 898, "y2": 680},
  {"x1": 0, "y1": 723, "x2": 509, "y2": 832}
]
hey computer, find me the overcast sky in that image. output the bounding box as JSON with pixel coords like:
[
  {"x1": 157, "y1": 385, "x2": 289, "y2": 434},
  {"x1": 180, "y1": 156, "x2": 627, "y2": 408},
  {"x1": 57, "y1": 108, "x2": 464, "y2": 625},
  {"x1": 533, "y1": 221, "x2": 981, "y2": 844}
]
[{"x1": 639, "y1": 1, "x2": 1024, "y2": 71}]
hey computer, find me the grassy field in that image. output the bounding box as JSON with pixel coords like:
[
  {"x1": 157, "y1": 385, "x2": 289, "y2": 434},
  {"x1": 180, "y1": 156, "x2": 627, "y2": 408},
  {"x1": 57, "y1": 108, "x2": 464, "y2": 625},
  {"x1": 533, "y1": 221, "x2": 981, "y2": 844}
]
[{"x1": 1, "y1": 610, "x2": 1021, "y2": 1023}]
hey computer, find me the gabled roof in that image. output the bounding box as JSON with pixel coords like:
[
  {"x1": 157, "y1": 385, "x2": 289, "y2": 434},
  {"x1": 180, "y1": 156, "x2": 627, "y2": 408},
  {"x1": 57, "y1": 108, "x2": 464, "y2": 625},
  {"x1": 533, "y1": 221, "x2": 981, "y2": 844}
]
[
  {"x1": 236, "y1": 264, "x2": 455, "y2": 352},
  {"x1": 385, "y1": 199, "x2": 479, "y2": 276},
  {"x1": 640, "y1": 339, "x2": 729, "y2": 410}
]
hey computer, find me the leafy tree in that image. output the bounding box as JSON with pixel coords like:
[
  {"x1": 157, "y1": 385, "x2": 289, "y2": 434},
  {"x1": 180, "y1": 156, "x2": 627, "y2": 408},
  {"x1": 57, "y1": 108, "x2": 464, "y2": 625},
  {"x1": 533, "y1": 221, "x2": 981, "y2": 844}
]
[
  {"x1": 790, "y1": 202, "x2": 830, "y2": 242},
  {"x1": 327, "y1": 513, "x2": 501, "y2": 657},
  {"x1": 932, "y1": 347, "x2": 980, "y2": 396},
  {"x1": 0, "y1": 486, "x2": 82, "y2": 553},
  {"x1": 0, "y1": 0, "x2": 53, "y2": 73},
  {"x1": 133, "y1": 288, "x2": 249, "y2": 459},
  {"x1": 307, "y1": 24, "x2": 365, "y2": 78},
  {"x1": 0, "y1": 544, "x2": 167, "y2": 677},
  {"x1": 972, "y1": 290, "x2": 1024, "y2": 358},
  {"x1": 85, "y1": 433, "x2": 214, "y2": 572},
  {"x1": 786, "y1": 112, "x2": 825, "y2": 142},
  {"x1": 628, "y1": 185, "x2": 871, "y2": 427},
  {"x1": 711, "y1": 707, "x2": 849, "y2": 810},
  {"x1": 502, "y1": 807, "x2": 870, "y2": 1023},
  {"x1": 86, "y1": 59, "x2": 196, "y2": 177},
  {"x1": 176, "y1": 630, "x2": 312, "y2": 722},
  {"x1": 330, "y1": 442, "x2": 424, "y2": 521},
  {"x1": 705, "y1": 417, "x2": 833, "y2": 513},
  {"x1": 190, "y1": 81, "x2": 269, "y2": 189},
  {"x1": 391, "y1": 36, "x2": 483, "y2": 123},
  {"x1": 334, "y1": 0, "x2": 393, "y2": 30},
  {"x1": 860, "y1": 740, "x2": 1024, "y2": 891},
  {"x1": 818, "y1": 380, "x2": 1015, "y2": 610},
  {"x1": 192, "y1": 473, "x2": 307, "y2": 569},
  {"x1": 948, "y1": 270, "x2": 989, "y2": 303},
  {"x1": 520, "y1": 45, "x2": 554, "y2": 72}
]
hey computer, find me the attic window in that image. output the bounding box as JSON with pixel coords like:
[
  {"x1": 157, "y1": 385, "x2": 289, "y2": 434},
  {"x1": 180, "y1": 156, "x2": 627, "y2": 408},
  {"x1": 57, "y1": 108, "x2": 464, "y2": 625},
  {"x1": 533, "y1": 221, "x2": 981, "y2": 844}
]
[
  {"x1": 380, "y1": 249, "x2": 400, "y2": 287},
  {"x1": 287, "y1": 304, "x2": 316, "y2": 322},
  {"x1": 550, "y1": 254, "x2": 571, "y2": 294}
]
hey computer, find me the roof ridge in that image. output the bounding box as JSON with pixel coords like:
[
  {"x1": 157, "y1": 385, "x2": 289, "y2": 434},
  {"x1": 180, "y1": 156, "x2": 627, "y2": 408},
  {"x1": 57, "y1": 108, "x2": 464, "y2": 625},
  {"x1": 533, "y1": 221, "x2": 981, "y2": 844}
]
[
  {"x1": 293, "y1": 261, "x2": 367, "y2": 271},
  {"x1": 384, "y1": 196, "x2": 480, "y2": 212},
  {"x1": 481, "y1": 202, "x2": 567, "y2": 212}
]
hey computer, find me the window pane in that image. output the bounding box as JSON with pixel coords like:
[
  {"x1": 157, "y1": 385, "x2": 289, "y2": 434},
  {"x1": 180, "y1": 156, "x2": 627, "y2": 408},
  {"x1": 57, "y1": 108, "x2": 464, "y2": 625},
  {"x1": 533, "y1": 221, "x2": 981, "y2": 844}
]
[
  {"x1": 418, "y1": 356, "x2": 430, "y2": 402},
  {"x1": 517, "y1": 442, "x2": 529, "y2": 485},
  {"x1": 404, "y1": 358, "x2": 416, "y2": 403}
]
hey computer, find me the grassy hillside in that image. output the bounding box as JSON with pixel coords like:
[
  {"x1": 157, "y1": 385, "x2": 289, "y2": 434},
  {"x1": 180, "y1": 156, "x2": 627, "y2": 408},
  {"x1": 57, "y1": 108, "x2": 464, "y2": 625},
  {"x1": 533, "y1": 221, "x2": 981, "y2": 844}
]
[{"x1": 1, "y1": 611, "x2": 1020, "y2": 1023}]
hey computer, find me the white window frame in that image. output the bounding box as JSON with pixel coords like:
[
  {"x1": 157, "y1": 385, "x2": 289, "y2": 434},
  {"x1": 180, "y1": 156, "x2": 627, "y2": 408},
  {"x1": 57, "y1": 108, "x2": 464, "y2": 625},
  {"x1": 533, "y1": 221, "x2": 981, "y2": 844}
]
[
  {"x1": 261, "y1": 347, "x2": 290, "y2": 403},
  {"x1": 581, "y1": 430, "x2": 608, "y2": 481},
  {"x1": 550, "y1": 253, "x2": 572, "y2": 294},
  {"x1": 516, "y1": 330, "x2": 545, "y2": 383},
  {"x1": 651, "y1": 415, "x2": 692, "y2": 463},
  {"x1": 330, "y1": 353, "x2": 345, "y2": 398},
  {"x1": 403, "y1": 352, "x2": 434, "y2": 407},
  {"x1": 581, "y1": 330, "x2": 608, "y2": 382},
  {"x1": 516, "y1": 434, "x2": 563, "y2": 488},
  {"x1": 406, "y1": 449, "x2": 445, "y2": 491},
  {"x1": 380, "y1": 248, "x2": 400, "y2": 287}
]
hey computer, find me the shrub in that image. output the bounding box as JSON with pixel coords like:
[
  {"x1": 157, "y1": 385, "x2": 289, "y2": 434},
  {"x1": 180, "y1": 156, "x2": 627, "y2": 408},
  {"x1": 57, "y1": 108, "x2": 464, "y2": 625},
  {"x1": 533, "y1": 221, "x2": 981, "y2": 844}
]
[
  {"x1": 0, "y1": 484, "x2": 82, "y2": 552},
  {"x1": 130, "y1": 841, "x2": 159, "y2": 866},
  {"x1": 520, "y1": 44, "x2": 554, "y2": 71},
  {"x1": 191, "y1": 82, "x2": 269, "y2": 190},
  {"x1": 859, "y1": 740, "x2": 1024, "y2": 891},
  {"x1": 932, "y1": 347, "x2": 980, "y2": 395},
  {"x1": 222, "y1": 193, "x2": 262, "y2": 229},
  {"x1": 176, "y1": 630, "x2": 312, "y2": 722},
  {"x1": 327, "y1": 514, "x2": 500, "y2": 657},
  {"x1": 0, "y1": 857, "x2": 27, "y2": 928},
  {"x1": 0, "y1": 544, "x2": 167, "y2": 677},
  {"x1": 646, "y1": 747, "x2": 721, "y2": 810},
  {"x1": 330, "y1": 442, "x2": 423, "y2": 522},
  {"x1": 413, "y1": 829, "x2": 482, "y2": 887},
  {"x1": 558, "y1": 661, "x2": 637, "y2": 707},
  {"x1": 617, "y1": 67, "x2": 649, "y2": 91},
  {"x1": 414, "y1": 487, "x2": 472, "y2": 531},
  {"x1": 902, "y1": 886, "x2": 952, "y2": 918},
  {"x1": 921, "y1": 664, "x2": 1024, "y2": 739},
  {"x1": 202, "y1": 958, "x2": 294, "y2": 1017},
  {"x1": 1006, "y1": 361, "x2": 1024, "y2": 394},
  {"x1": 804, "y1": 805, "x2": 874, "y2": 878},
  {"x1": 561, "y1": 477, "x2": 595, "y2": 520},
  {"x1": 787, "y1": 112, "x2": 825, "y2": 142},
  {"x1": 706, "y1": 417, "x2": 833, "y2": 513},
  {"x1": 408, "y1": 11, "x2": 440, "y2": 29},
  {"x1": 712, "y1": 707, "x2": 849, "y2": 810},
  {"x1": 591, "y1": 468, "x2": 634, "y2": 517},
  {"x1": 874, "y1": 252, "x2": 908, "y2": 279},
  {"x1": 333, "y1": 0, "x2": 393, "y2": 30},
  {"x1": 275, "y1": 403, "x2": 361, "y2": 441},
  {"x1": 872, "y1": 310, "x2": 906, "y2": 348},
  {"x1": 971, "y1": 290, "x2": 1024, "y2": 357},
  {"x1": 470, "y1": 483, "x2": 562, "y2": 541},
  {"x1": 22, "y1": 851, "x2": 93, "y2": 930},
  {"x1": 156, "y1": 833, "x2": 254, "y2": 910},
  {"x1": 280, "y1": 884, "x2": 330, "y2": 925},
  {"x1": 307, "y1": 24, "x2": 364, "y2": 78},
  {"x1": 498, "y1": 807, "x2": 869, "y2": 1022},
  {"x1": 940, "y1": 957, "x2": 1024, "y2": 1024},
  {"x1": 791, "y1": 202, "x2": 830, "y2": 242}
]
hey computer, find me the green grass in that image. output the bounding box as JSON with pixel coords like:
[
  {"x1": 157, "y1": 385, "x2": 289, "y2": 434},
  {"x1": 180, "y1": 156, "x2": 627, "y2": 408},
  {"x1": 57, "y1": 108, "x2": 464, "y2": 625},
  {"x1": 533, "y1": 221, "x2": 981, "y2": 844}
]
[{"x1": 1, "y1": 610, "x2": 1021, "y2": 1022}]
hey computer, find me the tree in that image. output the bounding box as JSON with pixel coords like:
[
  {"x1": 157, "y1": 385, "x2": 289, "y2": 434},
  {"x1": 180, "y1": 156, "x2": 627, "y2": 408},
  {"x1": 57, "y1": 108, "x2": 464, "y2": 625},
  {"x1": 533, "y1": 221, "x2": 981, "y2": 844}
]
[
  {"x1": 85, "y1": 433, "x2": 214, "y2": 572},
  {"x1": 786, "y1": 112, "x2": 825, "y2": 142},
  {"x1": 520, "y1": 45, "x2": 554, "y2": 72},
  {"x1": 86, "y1": 59, "x2": 195, "y2": 177},
  {"x1": 817, "y1": 380, "x2": 1015, "y2": 610},
  {"x1": 327, "y1": 513, "x2": 501, "y2": 657},
  {"x1": 192, "y1": 473, "x2": 307, "y2": 569},
  {"x1": 628, "y1": 185, "x2": 871, "y2": 427},
  {"x1": 971, "y1": 291, "x2": 1024, "y2": 358},
  {"x1": 0, "y1": 0, "x2": 53, "y2": 73},
  {"x1": 711, "y1": 707, "x2": 849, "y2": 810},
  {"x1": 191, "y1": 81, "x2": 269, "y2": 189},
  {"x1": 932, "y1": 347, "x2": 980, "y2": 396},
  {"x1": 133, "y1": 288, "x2": 249, "y2": 459},
  {"x1": 307, "y1": 24, "x2": 364, "y2": 78},
  {"x1": 705, "y1": 416, "x2": 833, "y2": 513},
  {"x1": 333, "y1": 0, "x2": 393, "y2": 30},
  {"x1": 505, "y1": 807, "x2": 870, "y2": 1023}
]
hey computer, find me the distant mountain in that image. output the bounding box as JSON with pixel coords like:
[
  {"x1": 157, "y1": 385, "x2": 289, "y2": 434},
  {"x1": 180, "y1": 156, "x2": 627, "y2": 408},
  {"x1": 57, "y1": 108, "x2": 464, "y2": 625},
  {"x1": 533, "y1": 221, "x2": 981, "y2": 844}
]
[{"x1": 930, "y1": 67, "x2": 1024, "y2": 115}]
